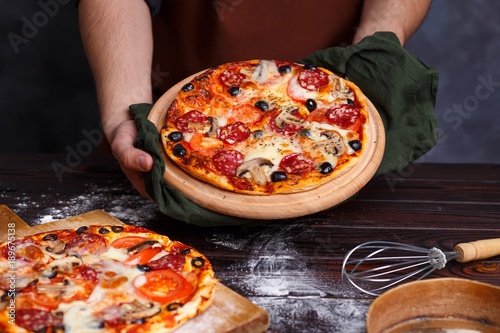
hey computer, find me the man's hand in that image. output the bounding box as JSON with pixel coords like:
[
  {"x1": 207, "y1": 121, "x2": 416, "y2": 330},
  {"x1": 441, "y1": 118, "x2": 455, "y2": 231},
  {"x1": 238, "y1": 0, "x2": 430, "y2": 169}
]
[{"x1": 109, "y1": 119, "x2": 153, "y2": 199}]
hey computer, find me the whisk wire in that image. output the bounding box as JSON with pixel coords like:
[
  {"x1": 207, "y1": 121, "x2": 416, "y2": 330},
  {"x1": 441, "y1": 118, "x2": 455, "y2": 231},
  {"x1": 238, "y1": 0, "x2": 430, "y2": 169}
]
[{"x1": 342, "y1": 241, "x2": 458, "y2": 296}]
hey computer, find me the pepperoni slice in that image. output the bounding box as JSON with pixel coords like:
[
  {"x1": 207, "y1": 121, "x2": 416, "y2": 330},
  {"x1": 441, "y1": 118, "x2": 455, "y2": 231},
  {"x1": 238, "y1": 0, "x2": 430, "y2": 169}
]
[
  {"x1": 220, "y1": 70, "x2": 246, "y2": 87},
  {"x1": 212, "y1": 150, "x2": 244, "y2": 176},
  {"x1": 279, "y1": 153, "x2": 316, "y2": 174},
  {"x1": 15, "y1": 309, "x2": 62, "y2": 332},
  {"x1": 326, "y1": 104, "x2": 360, "y2": 128},
  {"x1": 298, "y1": 68, "x2": 329, "y2": 91},
  {"x1": 174, "y1": 110, "x2": 209, "y2": 132},
  {"x1": 66, "y1": 232, "x2": 107, "y2": 255},
  {"x1": 77, "y1": 265, "x2": 101, "y2": 284},
  {"x1": 1, "y1": 238, "x2": 36, "y2": 260},
  {"x1": 147, "y1": 251, "x2": 185, "y2": 272},
  {"x1": 217, "y1": 122, "x2": 251, "y2": 145}
]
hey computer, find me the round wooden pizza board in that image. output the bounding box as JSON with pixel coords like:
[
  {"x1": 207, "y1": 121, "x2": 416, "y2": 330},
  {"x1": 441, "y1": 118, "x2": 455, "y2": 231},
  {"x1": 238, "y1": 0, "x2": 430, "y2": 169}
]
[{"x1": 148, "y1": 69, "x2": 385, "y2": 220}]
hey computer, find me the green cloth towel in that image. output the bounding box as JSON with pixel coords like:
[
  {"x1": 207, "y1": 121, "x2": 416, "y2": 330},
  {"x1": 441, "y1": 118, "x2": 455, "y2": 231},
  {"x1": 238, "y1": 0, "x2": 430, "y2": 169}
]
[{"x1": 132, "y1": 32, "x2": 438, "y2": 226}]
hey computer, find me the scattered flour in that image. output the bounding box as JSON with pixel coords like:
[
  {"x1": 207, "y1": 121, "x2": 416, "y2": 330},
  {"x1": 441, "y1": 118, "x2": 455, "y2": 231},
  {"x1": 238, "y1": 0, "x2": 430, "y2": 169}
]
[
  {"x1": 6, "y1": 184, "x2": 158, "y2": 226},
  {"x1": 208, "y1": 225, "x2": 369, "y2": 332}
]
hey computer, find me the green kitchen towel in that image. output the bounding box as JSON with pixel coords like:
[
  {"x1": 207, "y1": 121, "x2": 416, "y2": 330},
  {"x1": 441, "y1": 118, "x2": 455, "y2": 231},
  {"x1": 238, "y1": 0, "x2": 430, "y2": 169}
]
[
  {"x1": 300, "y1": 32, "x2": 439, "y2": 175},
  {"x1": 132, "y1": 31, "x2": 438, "y2": 226},
  {"x1": 132, "y1": 102, "x2": 255, "y2": 226}
]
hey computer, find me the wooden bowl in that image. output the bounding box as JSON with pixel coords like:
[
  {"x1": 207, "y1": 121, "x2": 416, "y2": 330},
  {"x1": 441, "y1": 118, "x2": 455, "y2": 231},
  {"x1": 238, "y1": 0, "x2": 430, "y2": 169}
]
[
  {"x1": 366, "y1": 278, "x2": 500, "y2": 333},
  {"x1": 148, "y1": 70, "x2": 385, "y2": 219}
]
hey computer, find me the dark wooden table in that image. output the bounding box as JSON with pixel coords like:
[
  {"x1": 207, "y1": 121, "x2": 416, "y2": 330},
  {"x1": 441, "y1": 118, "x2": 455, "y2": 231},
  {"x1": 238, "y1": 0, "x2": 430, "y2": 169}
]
[{"x1": 1, "y1": 153, "x2": 499, "y2": 332}]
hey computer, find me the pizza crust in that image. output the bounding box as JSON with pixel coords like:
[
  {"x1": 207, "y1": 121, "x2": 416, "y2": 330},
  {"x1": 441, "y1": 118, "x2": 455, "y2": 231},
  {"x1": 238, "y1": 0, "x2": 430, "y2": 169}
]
[{"x1": 0, "y1": 225, "x2": 218, "y2": 333}]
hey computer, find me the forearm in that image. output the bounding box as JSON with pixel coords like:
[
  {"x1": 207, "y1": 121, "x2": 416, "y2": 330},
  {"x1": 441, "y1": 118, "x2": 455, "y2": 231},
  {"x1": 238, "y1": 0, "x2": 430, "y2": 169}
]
[
  {"x1": 78, "y1": 0, "x2": 153, "y2": 139},
  {"x1": 353, "y1": 0, "x2": 432, "y2": 45}
]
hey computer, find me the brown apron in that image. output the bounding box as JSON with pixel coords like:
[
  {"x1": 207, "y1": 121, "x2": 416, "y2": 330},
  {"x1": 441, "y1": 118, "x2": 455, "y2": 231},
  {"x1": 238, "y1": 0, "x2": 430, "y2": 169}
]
[{"x1": 151, "y1": 0, "x2": 362, "y2": 96}]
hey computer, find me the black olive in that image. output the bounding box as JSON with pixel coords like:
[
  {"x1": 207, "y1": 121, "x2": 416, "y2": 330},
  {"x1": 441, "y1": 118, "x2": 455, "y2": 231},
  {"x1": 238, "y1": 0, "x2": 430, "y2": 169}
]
[
  {"x1": 167, "y1": 131, "x2": 183, "y2": 142},
  {"x1": 319, "y1": 162, "x2": 334, "y2": 174},
  {"x1": 166, "y1": 302, "x2": 183, "y2": 311},
  {"x1": 299, "y1": 129, "x2": 311, "y2": 137},
  {"x1": 228, "y1": 86, "x2": 241, "y2": 96},
  {"x1": 278, "y1": 65, "x2": 291, "y2": 74},
  {"x1": 35, "y1": 328, "x2": 48, "y2": 333},
  {"x1": 98, "y1": 227, "x2": 110, "y2": 234},
  {"x1": 305, "y1": 99, "x2": 317, "y2": 112},
  {"x1": 53, "y1": 325, "x2": 65, "y2": 333},
  {"x1": 42, "y1": 233, "x2": 58, "y2": 241},
  {"x1": 0, "y1": 291, "x2": 8, "y2": 302},
  {"x1": 181, "y1": 82, "x2": 194, "y2": 92},
  {"x1": 191, "y1": 257, "x2": 205, "y2": 268},
  {"x1": 111, "y1": 225, "x2": 124, "y2": 233},
  {"x1": 252, "y1": 130, "x2": 264, "y2": 139},
  {"x1": 180, "y1": 248, "x2": 191, "y2": 255},
  {"x1": 136, "y1": 264, "x2": 151, "y2": 272},
  {"x1": 348, "y1": 140, "x2": 362, "y2": 151},
  {"x1": 130, "y1": 318, "x2": 145, "y2": 325},
  {"x1": 254, "y1": 100, "x2": 269, "y2": 111},
  {"x1": 76, "y1": 226, "x2": 88, "y2": 234},
  {"x1": 303, "y1": 64, "x2": 317, "y2": 70},
  {"x1": 173, "y1": 143, "x2": 187, "y2": 157},
  {"x1": 271, "y1": 171, "x2": 287, "y2": 182},
  {"x1": 346, "y1": 98, "x2": 355, "y2": 106}
]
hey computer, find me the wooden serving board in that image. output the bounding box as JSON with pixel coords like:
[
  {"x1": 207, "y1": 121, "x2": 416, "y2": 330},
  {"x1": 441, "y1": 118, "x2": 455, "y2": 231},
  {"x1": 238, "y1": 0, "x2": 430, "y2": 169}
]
[
  {"x1": 0, "y1": 205, "x2": 269, "y2": 333},
  {"x1": 148, "y1": 68, "x2": 385, "y2": 220}
]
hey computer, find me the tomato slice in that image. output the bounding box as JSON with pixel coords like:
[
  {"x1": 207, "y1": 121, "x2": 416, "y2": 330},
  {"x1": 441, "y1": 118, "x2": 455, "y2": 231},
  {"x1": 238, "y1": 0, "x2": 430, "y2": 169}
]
[
  {"x1": 125, "y1": 247, "x2": 163, "y2": 266},
  {"x1": 133, "y1": 269, "x2": 195, "y2": 304},
  {"x1": 110, "y1": 236, "x2": 148, "y2": 249}
]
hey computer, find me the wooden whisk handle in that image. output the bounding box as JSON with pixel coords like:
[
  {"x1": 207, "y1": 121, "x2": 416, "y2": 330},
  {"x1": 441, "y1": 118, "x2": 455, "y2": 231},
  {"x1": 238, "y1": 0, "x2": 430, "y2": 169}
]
[{"x1": 454, "y1": 238, "x2": 500, "y2": 263}]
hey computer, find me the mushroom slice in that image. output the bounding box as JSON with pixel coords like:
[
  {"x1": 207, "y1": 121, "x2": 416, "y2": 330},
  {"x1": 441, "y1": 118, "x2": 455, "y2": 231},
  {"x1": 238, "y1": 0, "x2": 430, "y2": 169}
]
[
  {"x1": 37, "y1": 279, "x2": 77, "y2": 299},
  {"x1": 206, "y1": 116, "x2": 219, "y2": 137},
  {"x1": 313, "y1": 131, "x2": 345, "y2": 157},
  {"x1": 274, "y1": 108, "x2": 305, "y2": 129},
  {"x1": 122, "y1": 300, "x2": 161, "y2": 323},
  {"x1": 331, "y1": 77, "x2": 354, "y2": 100},
  {"x1": 236, "y1": 158, "x2": 274, "y2": 185},
  {"x1": 127, "y1": 240, "x2": 159, "y2": 255},
  {"x1": 43, "y1": 239, "x2": 67, "y2": 257},
  {"x1": 187, "y1": 121, "x2": 211, "y2": 133},
  {"x1": 43, "y1": 255, "x2": 83, "y2": 277}
]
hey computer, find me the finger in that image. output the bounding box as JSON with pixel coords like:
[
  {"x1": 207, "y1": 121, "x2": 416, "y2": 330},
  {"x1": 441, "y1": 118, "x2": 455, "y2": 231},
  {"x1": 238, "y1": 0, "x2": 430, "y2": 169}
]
[{"x1": 111, "y1": 120, "x2": 153, "y2": 172}]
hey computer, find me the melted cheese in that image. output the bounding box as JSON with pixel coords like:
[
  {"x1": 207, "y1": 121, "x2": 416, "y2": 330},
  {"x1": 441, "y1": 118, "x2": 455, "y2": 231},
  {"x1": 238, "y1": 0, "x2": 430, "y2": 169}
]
[
  {"x1": 60, "y1": 301, "x2": 102, "y2": 333},
  {"x1": 237, "y1": 134, "x2": 302, "y2": 166}
]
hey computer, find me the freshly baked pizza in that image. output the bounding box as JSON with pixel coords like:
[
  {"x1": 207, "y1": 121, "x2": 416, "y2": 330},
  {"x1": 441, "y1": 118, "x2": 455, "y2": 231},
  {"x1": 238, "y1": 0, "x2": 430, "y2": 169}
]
[
  {"x1": 161, "y1": 59, "x2": 369, "y2": 195},
  {"x1": 0, "y1": 225, "x2": 217, "y2": 333}
]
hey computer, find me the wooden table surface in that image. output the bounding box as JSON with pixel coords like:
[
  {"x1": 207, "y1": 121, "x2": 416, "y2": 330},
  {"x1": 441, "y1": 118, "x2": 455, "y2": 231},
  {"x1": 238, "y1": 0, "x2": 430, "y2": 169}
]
[{"x1": 1, "y1": 153, "x2": 500, "y2": 332}]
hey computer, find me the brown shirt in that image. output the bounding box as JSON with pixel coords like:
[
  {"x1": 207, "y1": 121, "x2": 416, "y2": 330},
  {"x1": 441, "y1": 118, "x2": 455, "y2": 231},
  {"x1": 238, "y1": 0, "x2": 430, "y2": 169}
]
[{"x1": 151, "y1": 0, "x2": 362, "y2": 95}]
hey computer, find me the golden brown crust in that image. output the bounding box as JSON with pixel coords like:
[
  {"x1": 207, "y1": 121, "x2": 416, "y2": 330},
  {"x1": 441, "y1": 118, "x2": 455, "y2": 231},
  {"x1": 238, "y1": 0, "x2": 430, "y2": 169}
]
[{"x1": 162, "y1": 59, "x2": 369, "y2": 195}]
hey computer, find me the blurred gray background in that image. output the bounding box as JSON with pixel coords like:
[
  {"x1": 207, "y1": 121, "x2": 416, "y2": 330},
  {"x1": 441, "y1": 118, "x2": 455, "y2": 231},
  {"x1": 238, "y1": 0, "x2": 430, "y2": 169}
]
[{"x1": 1, "y1": 0, "x2": 499, "y2": 163}]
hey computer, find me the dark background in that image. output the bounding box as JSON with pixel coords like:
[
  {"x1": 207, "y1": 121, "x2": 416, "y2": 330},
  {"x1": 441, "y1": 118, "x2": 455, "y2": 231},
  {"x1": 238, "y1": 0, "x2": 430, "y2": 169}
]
[{"x1": 1, "y1": 0, "x2": 499, "y2": 163}]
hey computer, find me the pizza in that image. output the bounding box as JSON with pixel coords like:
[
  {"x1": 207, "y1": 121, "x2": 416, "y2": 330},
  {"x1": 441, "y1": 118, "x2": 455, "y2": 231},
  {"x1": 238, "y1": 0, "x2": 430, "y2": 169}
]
[
  {"x1": 161, "y1": 59, "x2": 369, "y2": 195},
  {"x1": 0, "y1": 225, "x2": 217, "y2": 333}
]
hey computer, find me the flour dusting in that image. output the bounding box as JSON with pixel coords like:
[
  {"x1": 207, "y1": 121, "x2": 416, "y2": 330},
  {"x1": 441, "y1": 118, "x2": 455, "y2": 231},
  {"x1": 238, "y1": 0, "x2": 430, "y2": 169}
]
[
  {"x1": 6, "y1": 184, "x2": 158, "y2": 225},
  {"x1": 208, "y1": 225, "x2": 369, "y2": 332}
]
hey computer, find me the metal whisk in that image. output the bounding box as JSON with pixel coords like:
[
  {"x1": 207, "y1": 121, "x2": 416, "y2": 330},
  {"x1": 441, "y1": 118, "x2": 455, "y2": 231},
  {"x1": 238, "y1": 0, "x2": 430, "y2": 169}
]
[{"x1": 342, "y1": 238, "x2": 500, "y2": 296}]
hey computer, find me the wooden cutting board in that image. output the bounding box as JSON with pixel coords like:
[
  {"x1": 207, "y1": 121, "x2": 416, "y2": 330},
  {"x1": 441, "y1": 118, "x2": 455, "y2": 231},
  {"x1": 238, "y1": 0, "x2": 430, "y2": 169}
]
[{"x1": 0, "y1": 205, "x2": 269, "y2": 333}]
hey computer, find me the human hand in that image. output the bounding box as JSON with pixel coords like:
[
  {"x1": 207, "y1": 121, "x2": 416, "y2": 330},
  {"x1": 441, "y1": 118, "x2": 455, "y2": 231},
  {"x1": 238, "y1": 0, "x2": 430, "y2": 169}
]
[{"x1": 108, "y1": 118, "x2": 154, "y2": 199}]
